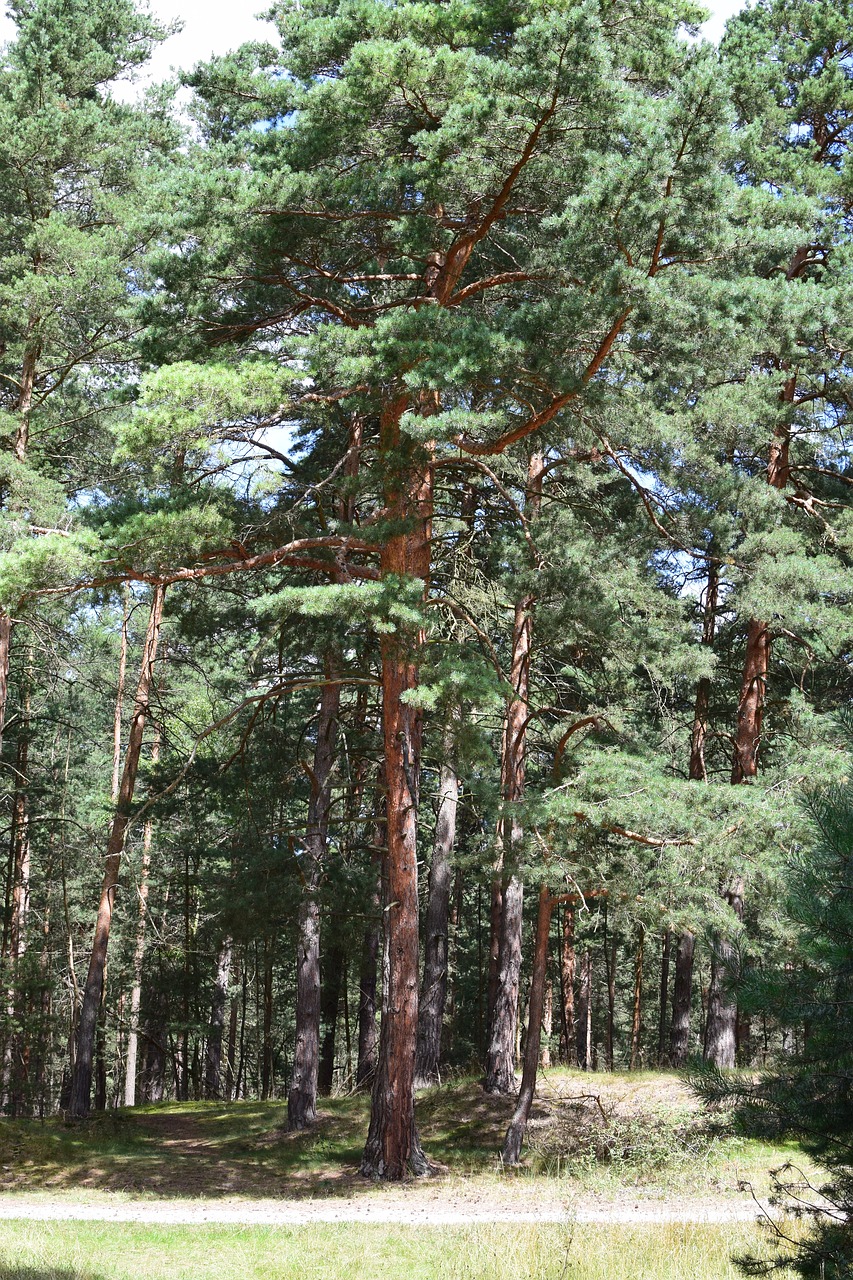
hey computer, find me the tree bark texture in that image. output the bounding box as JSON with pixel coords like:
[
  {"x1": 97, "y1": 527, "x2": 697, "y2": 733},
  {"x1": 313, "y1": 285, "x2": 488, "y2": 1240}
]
[
  {"x1": 577, "y1": 951, "x2": 592, "y2": 1071},
  {"x1": 415, "y1": 758, "x2": 458, "y2": 1087},
  {"x1": 731, "y1": 619, "x2": 769, "y2": 784},
  {"x1": 361, "y1": 400, "x2": 432, "y2": 1180},
  {"x1": 123, "y1": 731, "x2": 158, "y2": 1108},
  {"x1": 669, "y1": 931, "x2": 695, "y2": 1067},
  {"x1": 287, "y1": 676, "x2": 341, "y2": 1129},
  {"x1": 629, "y1": 926, "x2": 644, "y2": 1070},
  {"x1": 68, "y1": 583, "x2": 165, "y2": 1119},
  {"x1": 318, "y1": 943, "x2": 344, "y2": 1097},
  {"x1": 559, "y1": 905, "x2": 577, "y2": 1066},
  {"x1": 502, "y1": 885, "x2": 553, "y2": 1165},
  {"x1": 204, "y1": 936, "x2": 232, "y2": 1100},
  {"x1": 657, "y1": 929, "x2": 671, "y2": 1067},
  {"x1": 703, "y1": 880, "x2": 744, "y2": 1069},
  {"x1": 356, "y1": 804, "x2": 383, "y2": 1089}
]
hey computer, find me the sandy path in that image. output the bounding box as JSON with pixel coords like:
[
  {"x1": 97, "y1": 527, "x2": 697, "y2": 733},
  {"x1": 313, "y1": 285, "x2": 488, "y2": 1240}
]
[{"x1": 0, "y1": 1196, "x2": 773, "y2": 1227}]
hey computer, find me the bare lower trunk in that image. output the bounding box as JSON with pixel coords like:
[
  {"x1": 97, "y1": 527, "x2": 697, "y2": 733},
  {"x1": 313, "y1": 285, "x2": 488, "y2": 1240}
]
[
  {"x1": 356, "y1": 810, "x2": 383, "y2": 1089},
  {"x1": 669, "y1": 931, "x2": 694, "y2": 1066},
  {"x1": 577, "y1": 951, "x2": 592, "y2": 1071},
  {"x1": 502, "y1": 886, "x2": 552, "y2": 1164},
  {"x1": 657, "y1": 929, "x2": 671, "y2": 1066},
  {"x1": 689, "y1": 558, "x2": 718, "y2": 781},
  {"x1": 559, "y1": 906, "x2": 576, "y2": 1066},
  {"x1": 703, "y1": 880, "x2": 743, "y2": 1069},
  {"x1": 288, "y1": 676, "x2": 340, "y2": 1129},
  {"x1": 484, "y1": 870, "x2": 523, "y2": 1093},
  {"x1": 225, "y1": 952, "x2": 240, "y2": 1101},
  {"x1": 361, "y1": 402, "x2": 432, "y2": 1180},
  {"x1": 318, "y1": 944, "x2": 344, "y2": 1096},
  {"x1": 629, "y1": 926, "x2": 644, "y2": 1070},
  {"x1": 204, "y1": 936, "x2": 232, "y2": 1100},
  {"x1": 415, "y1": 758, "x2": 458, "y2": 1087},
  {"x1": 540, "y1": 979, "x2": 553, "y2": 1069},
  {"x1": 123, "y1": 732, "x2": 158, "y2": 1108},
  {"x1": 68, "y1": 584, "x2": 165, "y2": 1119}
]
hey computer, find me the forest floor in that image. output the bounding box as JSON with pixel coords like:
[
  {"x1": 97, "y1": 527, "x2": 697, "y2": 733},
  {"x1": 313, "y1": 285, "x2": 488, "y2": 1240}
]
[
  {"x1": 0, "y1": 1074, "x2": 814, "y2": 1278},
  {"x1": 0, "y1": 1070, "x2": 809, "y2": 1211}
]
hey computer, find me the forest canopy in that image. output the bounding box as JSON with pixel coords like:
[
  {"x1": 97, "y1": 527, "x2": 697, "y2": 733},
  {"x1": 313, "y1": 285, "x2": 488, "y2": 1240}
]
[{"x1": 0, "y1": 0, "x2": 850, "y2": 1203}]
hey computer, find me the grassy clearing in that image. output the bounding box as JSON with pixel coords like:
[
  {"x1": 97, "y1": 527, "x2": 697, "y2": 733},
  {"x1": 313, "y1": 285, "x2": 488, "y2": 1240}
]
[
  {"x1": 0, "y1": 1071, "x2": 809, "y2": 1201},
  {"x1": 0, "y1": 1220, "x2": 804, "y2": 1280}
]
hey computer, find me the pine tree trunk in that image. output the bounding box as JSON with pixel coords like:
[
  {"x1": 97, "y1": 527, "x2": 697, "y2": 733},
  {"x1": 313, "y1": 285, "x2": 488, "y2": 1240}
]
[
  {"x1": 703, "y1": 879, "x2": 743, "y2": 1069},
  {"x1": 261, "y1": 941, "x2": 274, "y2": 1099},
  {"x1": 577, "y1": 951, "x2": 592, "y2": 1071},
  {"x1": 360, "y1": 399, "x2": 432, "y2": 1180},
  {"x1": 123, "y1": 731, "x2": 158, "y2": 1108},
  {"x1": 540, "y1": 978, "x2": 553, "y2": 1069},
  {"x1": 288, "y1": 675, "x2": 340, "y2": 1129},
  {"x1": 669, "y1": 931, "x2": 695, "y2": 1067},
  {"x1": 225, "y1": 952, "x2": 240, "y2": 1101},
  {"x1": 415, "y1": 758, "x2": 458, "y2": 1087},
  {"x1": 68, "y1": 583, "x2": 165, "y2": 1119},
  {"x1": 318, "y1": 943, "x2": 344, "y2": 1097},
  {"x1": 559, "y1": 905, "x2": 577, "y2": 1066},
  {"x1": 657, "y1": 929, "x2": 671, "y2": 1066},
  {"x1": 204, "y1": 936, "x2": 232, "y2": 1100},
  {"x1": 731, "y1": 619, "x2": 769, "y2": 784},
  {"x1": 502, "y1": 886, "x2": 553, "y2": 1164},
  {"x1": 604, "y1": 913, "x2": 616, "y2": 1072},
  {"x1": 356, "y1": 810, "x2": 382, "y2": 1089},
  {"x1": 689, "y1": 558, "x2": 718, "y2": 781},
  {"x1": 629, "y1": 926, "x2": 644, "y2": 1070}
]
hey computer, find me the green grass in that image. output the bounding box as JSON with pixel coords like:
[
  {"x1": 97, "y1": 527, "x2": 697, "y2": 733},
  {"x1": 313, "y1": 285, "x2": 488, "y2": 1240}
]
[
  {"x1": 0, "y1": 1221, "x2": 805, "y2": 1280},
  {"x1": 0, "y1": 1071, "x2": 811, "y2": 1201}
]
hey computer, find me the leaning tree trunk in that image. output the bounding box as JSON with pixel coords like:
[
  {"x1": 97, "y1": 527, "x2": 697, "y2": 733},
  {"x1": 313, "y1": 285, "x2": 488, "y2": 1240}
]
[
  {"x1": 361, "y1": 401, "x2": 432, "y2": 1180},
  {"x1": 68, "y1": 583, "x2": 165, "y2": 1119},
  {"x1": 204, "y1": 936, "x2": 232, "y2": 1100},
  {"x1": 287, "y1": 674, "x2": 341, "y2": 1129},
  {"x1": 123, "y1": 730, "x2": 159, "y2": 1107},
  {"x1": 502, "y1": 885, "x2": 553, "y2": 1164},
  {"x1": 669, "y1": 931, "x2": 695, "y2": 1067},
  {"x1": 415, "y1": 756, "x2": 458, "y2": 1087},
  {"x1": 703, "y1": 879, "x2": 744, "y2": 1069}
]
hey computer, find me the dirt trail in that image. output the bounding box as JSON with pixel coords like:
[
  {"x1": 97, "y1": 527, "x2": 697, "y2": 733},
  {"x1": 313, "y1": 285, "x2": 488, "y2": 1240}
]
[{"x1": 0, "y1": 1193, "x2": 773, "y2": 1227}]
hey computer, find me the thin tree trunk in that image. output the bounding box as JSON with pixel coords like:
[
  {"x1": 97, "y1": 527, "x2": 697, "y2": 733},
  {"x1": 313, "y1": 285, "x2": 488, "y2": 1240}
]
[
  {"x1": 204, "y1": 936, "x2": 233, "y2": 1100},
  {"x1": 577, "y1": 951, "x2": 592, "y2": 1071},
  {"x1": 502, "y1": 885, "x2": 553, "y2": 1164},
  {"x1": 225, "y1": 952, "x2": 240, "y2": 1101},
  {"x1": 356, "y1": 803, "x2": 383, "y2": 1089},
  {"x1": 287, "y1": 674, "x2": 340, "y2": 1129},
  {"x1": 262, "y1": 941, "x2": 274, "y2": 1099},
  {"x1": 540, "y1": 978, "x2": 553, "y2": 1069},
  {"x1": 415, "y1": 756, "x2": 458, "y2": 1087},
  {"x1": 629, "y1": 926, "x2": 644, "y2": 1071},
  {"x1": 603, "y1": 909, "x2": 616, "y2": 1072},
  {"x1": 657, "y1": 929, "x2": 671, "y2": 1067},
  {"x1": 123, "y1": 730, "x2": 159, "y2": 1108},
  {"x1": 559, "y1": 905, "x2": 576, "y2": 1066},
  {"x1": 318, "y1": 943, "x2": 344, "y2": 1097},
  {"x1": 68, "y1": 583, "x2": 165, "y2": 1119},
  {"x1": 689, "y1": 558, "x2": 718, "y2": 781}
]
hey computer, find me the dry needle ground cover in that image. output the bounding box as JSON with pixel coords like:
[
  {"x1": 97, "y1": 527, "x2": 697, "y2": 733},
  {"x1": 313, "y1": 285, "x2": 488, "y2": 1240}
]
[{"x1": 0, "y1": 1072, "x2": 807, "y2": 1204}]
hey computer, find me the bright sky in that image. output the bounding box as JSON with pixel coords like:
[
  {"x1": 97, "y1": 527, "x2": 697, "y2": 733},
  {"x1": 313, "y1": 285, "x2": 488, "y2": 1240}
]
[{"x1": 0, "y1": 0, "x2": 747, "y2": 92}]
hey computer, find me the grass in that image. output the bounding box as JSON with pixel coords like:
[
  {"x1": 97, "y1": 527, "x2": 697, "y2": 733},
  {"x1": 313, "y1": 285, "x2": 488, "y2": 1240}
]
[
  {"x1": 0, "y1": 1070, "x2": 811, "y2": 1201},
  {"x1": 0, "y1": 1221, "x2": 805, "y2": 1280}
]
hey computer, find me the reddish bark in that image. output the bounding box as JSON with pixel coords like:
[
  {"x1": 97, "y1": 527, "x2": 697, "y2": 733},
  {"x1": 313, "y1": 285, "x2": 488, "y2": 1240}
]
[{"x1": 361, "y1": 399, "x2": 432, "y2": 1179}]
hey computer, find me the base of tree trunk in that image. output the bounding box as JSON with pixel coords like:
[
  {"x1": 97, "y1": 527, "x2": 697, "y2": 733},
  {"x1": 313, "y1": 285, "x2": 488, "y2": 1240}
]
[{"x1": 359, "y1": 1121, "x2": 431, "y2": 1180}]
